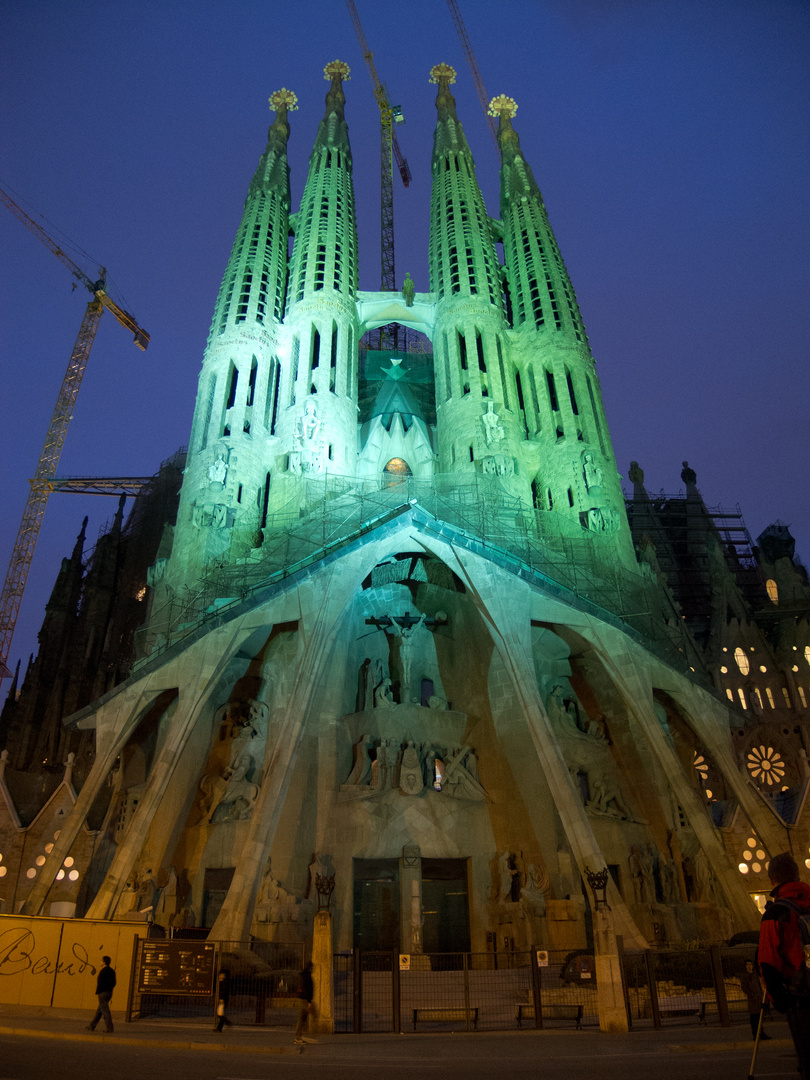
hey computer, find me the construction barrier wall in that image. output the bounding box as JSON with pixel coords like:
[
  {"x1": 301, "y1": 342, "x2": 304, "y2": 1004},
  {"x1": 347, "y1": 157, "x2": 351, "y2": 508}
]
[{"x1": 0, "y1": 914, "x2": 141, "y2": 1017}]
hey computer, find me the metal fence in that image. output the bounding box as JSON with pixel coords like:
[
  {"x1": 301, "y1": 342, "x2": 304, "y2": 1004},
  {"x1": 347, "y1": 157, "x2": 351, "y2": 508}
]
[
  {"x1": 333, "y1": 949, "x2": 598, "y2": 1033},
  {"x1": 619, "y1": 944, "x2": 757, "y2": 1029}
]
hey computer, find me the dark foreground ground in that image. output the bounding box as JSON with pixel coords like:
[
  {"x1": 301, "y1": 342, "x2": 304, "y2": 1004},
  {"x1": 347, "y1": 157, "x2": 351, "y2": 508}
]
[{"x1": 0, "y1": 1013, "x2": 801, "y2": 1080}]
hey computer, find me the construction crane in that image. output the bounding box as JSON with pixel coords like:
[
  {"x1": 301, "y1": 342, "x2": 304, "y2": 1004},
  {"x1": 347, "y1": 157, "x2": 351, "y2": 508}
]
[
  {"x1": 0, "y1": 186, "x2": 150, "y2": 680},
  {"x1": 346, "y1": 0, "x2": 411, "y2": 351},
  {"x1": 446, "y1": 0, "x2": 500, "y2": 159}
]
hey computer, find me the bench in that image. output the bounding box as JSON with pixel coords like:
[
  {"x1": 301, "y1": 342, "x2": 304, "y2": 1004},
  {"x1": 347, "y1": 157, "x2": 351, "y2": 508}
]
[
  {"x1": 699, "y1": 999, "x2": 749, "y2": 1023},
  {"x1": 515, "y1": 1003, "x2": 583, "y2": 1029},
  {"x1": 413, "y1": 1007, "x2": 479, "y2": 1030},
  {"x1": 656, "y1": 995, "x2": 702, "y2": 1019}
]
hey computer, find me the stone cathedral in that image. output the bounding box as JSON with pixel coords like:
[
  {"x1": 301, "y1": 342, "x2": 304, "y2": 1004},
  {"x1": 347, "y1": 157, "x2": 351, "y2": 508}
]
[{"x1": 4, "y1": 61, "x2": 810, "y2": 957}]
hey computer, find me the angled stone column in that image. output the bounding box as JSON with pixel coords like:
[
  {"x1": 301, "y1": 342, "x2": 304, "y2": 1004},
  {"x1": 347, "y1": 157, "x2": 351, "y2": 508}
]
[
  {"x1": 662, "y1": 680, "x2": 786, "y2": 859},
  {"x1": 85, "y1": 622, "x2": 250, "y2": 920},
  {"x1": 210, "y1": 551, "x2": 368, "y2": 942},
  {"x1": 21, "y1": 682, "x2": 172, "y2": 915},
  {"x1": 429, "y1": 540, "x2": 648, "y2": 949},
  {"x1": 600, "y1": 649, "x2": 760, "y2": 931}
]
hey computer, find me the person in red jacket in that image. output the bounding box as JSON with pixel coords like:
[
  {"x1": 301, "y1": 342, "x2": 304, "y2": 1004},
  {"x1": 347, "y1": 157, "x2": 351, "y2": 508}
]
[{"x1": 759, "y1": 852, "x2": 810, "y2": 1077}]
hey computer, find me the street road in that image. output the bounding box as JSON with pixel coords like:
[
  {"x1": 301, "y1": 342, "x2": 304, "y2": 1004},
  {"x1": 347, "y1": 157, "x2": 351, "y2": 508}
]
[{"x1": 0, "y1": 1029, "x2": 801, "y2": 1080}]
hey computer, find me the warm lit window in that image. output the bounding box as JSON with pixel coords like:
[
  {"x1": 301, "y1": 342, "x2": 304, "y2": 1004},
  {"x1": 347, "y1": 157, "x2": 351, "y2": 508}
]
[
  {"x1": 753, "y1": 687, "x2": 763, "y2": 709},
  {"x1": 735, "y1": 647, "x2": 750, "y2": 675},
  {"x1": 783, "y1": 688, "x2": 792, "y2": 707},
  {"x1": 747, "y1": 746, "x2": 786, "y2": 785},
  {"x1": 726, "y1": 688, "x2": 734, "y2": 701},
  {"x1": 806, "y1": 646, "x2": 810, "y2": 666},
  {"x1": 800, "y1": 687, "x2": 808, "y2": 708},
  {"x1": 766, "y1": 688, "x2": 775, "y2": 708},
  {"x1": 766, "y1": 579, "x2": 779, "y2": 605},
  {"x1": 738, "y1": 688, "x2": 748, "y2": 709}
]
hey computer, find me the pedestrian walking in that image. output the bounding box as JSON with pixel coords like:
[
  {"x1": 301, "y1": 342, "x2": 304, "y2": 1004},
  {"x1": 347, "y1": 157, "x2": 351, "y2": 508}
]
[
  {"x1": 759, "y1": 851, "x2": 810, "y2": 1077},
  {"x1": 739, "y1": 959, "x2": 770, "y2": 1040},
  {"x1": 214, "y1": 968, "x2": 233, "y2": 1031},
  {"x1": 86, "y1": 955, "x2": 116, "y2": 1033},
  {"x1": 294, "y1": 961, "x2": 317, "y2": 1044}
]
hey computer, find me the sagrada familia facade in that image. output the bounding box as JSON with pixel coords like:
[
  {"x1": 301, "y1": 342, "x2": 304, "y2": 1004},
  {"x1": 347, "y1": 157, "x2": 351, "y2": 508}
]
[{"x1": 1, "y1": 61, "x2": 809, "y2": 957}]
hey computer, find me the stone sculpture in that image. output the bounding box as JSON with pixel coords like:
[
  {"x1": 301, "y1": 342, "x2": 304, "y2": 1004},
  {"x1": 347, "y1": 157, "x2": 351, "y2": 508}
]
[
  {"x1": 520, "y1": 862, "x2": 549, "y2": 917},
  {"x1": 587, "y1": 769, "x2": 629, "y2": 819},
  {"x1": 482, "y1": 401, "x2": 505, "y2": 445},
  {"x1": 399, "y1": 740, "x2": 424, "y2": 795},
  {"x1": 386, "y1": 612, "x2": 428, "y2": 703},
  {"x1": 374, "y1": 676, "x2": 395, "y2": 708},
  {"x1": 346, "y1": 734, "x2": 372, "y2": 786}
]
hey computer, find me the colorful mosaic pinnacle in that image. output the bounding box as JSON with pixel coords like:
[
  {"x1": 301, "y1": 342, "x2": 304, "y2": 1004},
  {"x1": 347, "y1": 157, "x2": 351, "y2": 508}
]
[
  {"x1": 488, "y1": 94, "x2": 518, "y2": 118},
  {"x1": 429, "y1": 62, "x2": 456, "y2": 84},
  {"x1": 268, "y1": 88, "x2": 298, "y2": 112},
  {"x1": 324, "y1": 59, "x2": 350, "y2": 81}
]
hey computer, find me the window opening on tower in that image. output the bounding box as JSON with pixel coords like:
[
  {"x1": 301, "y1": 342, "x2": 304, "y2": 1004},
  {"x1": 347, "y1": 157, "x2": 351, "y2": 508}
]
[
  {"x1": 330, "y1": 321, "x2": 337, "y2": 392},
  {"x1": 566, "y1": 369, "x2": 579, "y2": 415},
  {"x1": 458, "y1": 332, "x2": 467, "y2": 371},
  {"x1": 546, "y1": 370, "x2": 559, "y2": 412},
  {"x1": 475, "y1": 331, "x2": 486, "y2": 373},
  {"x1": 226, "y1": 364, "x2": 239, "y2": 410},
  {"x1": 247, "y1": 357, "x2": 257, "y2": 407}
]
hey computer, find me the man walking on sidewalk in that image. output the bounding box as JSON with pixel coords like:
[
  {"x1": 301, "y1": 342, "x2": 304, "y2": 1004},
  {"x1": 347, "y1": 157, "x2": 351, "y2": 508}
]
[
  {"x1": 86, "y1": 955, "x2": 116, "y2": 1033},
  {"x1": 294, "y1": 961, "x2": 317, "y2": 1045}
]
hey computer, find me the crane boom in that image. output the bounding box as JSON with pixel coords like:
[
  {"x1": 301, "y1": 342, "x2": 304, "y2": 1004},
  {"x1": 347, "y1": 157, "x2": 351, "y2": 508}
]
[
  {"x1": 346, "y1": 0, "x2": 411, "y2": 350},
  {"x1": 0, "y1": 189, "x2": 151, "y2": 680},
  {"x1": 0, "y1": 187, "x2": 150, "y2": 350},
  {"x1": 446, "y1": 0, "x2": 500, "y2": 159}
]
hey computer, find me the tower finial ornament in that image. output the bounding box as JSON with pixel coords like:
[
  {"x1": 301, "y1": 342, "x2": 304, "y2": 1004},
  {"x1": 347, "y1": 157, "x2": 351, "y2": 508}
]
[
  {"x1": 488, "y1": 94, "x2": 517, "y2": 118},
  {"x1": 429, "y1": 62, "x2": 456, "y2": 84},
  {"x1": 268, "y1": 88, "x2": 299, "y2": 113},
  {"x1": 324, "y1": 59, "x2": 351, "y2": 81}
]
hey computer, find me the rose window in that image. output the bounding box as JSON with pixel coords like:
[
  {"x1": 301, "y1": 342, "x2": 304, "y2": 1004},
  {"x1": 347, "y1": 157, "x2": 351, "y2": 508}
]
[{"x1": 746, "y1": 745, "x2": 786, "y2": 786}]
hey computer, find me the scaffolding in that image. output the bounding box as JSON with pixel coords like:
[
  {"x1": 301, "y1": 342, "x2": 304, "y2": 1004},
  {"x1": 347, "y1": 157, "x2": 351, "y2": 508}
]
[{"x1": 135, "y1": 475, "x2": 694, "y2": 676}]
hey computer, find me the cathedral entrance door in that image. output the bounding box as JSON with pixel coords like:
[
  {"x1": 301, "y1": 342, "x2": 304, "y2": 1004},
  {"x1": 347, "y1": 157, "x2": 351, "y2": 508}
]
[
  {"x1": 202, "y1": 867, "x2": 235, "y2": 929},
  {"x1": 353, "y1": 859, "x2": 400, "y2": 951},
  {"x1": 421, "y1": 858, "x2": 470, "y2": 953}
]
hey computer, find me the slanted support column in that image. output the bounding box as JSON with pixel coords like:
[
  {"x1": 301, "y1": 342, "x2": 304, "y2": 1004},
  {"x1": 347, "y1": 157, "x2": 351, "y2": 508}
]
[
  {"x1": 667, "y1": 687, "x2": 786, "y2": 859},
  {"x1": 20, "y1": 686, "x2": 167, "y2": 915},
  {"x1": 210, "y1": 554, "x2": 366, "y2": 942},
  {"x1": 602, "y1": 653, "x2": 761, "y2": 931},
  {"x1": 85, "y1": 625, "x2": 250, "y2": 920},
  {"x1": 432, "y1": 541, "x2": 647, "y2": 949}
]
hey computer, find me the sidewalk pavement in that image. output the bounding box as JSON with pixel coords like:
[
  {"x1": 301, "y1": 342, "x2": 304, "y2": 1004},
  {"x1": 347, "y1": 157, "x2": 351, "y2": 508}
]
[{"x1": 0, "y1": 1008, "x2": 796, "y2": 1059}]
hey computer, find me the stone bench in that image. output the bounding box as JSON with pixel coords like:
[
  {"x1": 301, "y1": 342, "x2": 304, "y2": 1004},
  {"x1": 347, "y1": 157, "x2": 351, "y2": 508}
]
[
  {"x1": 412, "y1": 1007, "x2": 479, "y2": 1030},
  {"x1": 515, "y1": 1003, "x2": 583, "y2": 1029}
]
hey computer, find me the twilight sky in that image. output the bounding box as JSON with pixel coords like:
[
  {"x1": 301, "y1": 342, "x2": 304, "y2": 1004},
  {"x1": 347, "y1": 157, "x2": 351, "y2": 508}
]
[{"x1": 1, "y1": 0, "x2": 808, "y2": 680}]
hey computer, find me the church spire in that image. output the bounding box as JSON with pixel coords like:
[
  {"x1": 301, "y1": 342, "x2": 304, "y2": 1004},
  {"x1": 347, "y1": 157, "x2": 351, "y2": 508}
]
[
  {"x1": 281, "y1": 60, "x2": 359, "y2": 480},
  {"x1": 491, "y1": 94, "x2": 585, "y2": 343},
  {"x1": 489, "y1": 93, "x2": 634, "y2": 556}
]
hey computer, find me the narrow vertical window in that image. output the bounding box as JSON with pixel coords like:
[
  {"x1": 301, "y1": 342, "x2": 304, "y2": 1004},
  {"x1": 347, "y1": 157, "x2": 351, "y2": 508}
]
[
  {"x1": 565, "y1": 369, "x2": 579, "y2": 415},
  {"x1": 475, "y1": 330, "x2": 486, "y2": 373},
  {"x1": 497, "y1": 339, "x2": 509, "y2": 409},
  {"x1": 246, "y1": 356, "x2": 257, "y2": 407},
  {"x1": 458, "y1": 331, "x2": 468, "y2": 371},
  {"x1": 260, "y1": 472, "x2": 271, "y2": 529},
  {"x1": 329, "y1": 320, "x2": 337, "y2": 392},
  {"x1": 545, "y1": 369, "x2": 559, "y2": 412},
  {"x1": 226, "y1": 363, "x2": 239, "y2": 409},
  {"x1": 311, "y1": 327, "x2": 320, "y2": 371},
  {"x1": 198, "y1": 375, "x2": 216, "y2": 451}
]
